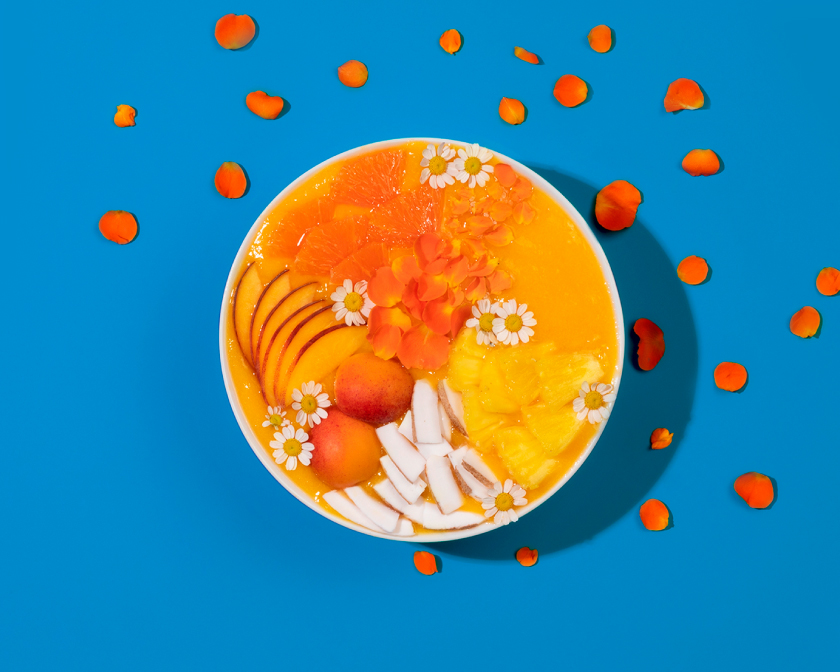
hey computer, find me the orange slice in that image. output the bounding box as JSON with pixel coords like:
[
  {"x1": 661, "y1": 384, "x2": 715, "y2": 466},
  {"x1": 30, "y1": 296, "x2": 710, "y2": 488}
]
[
  {"x1": 370, "y1": 187, "x2": 444, "y2": 246},
  {"x1": 330, "y1": 242, "x2": 391, "y2": 284},
  {"x1": 295, "y1": 215, "x2": 374, "y2": 277},
  {"x1": 331, "y1": 150, "x2": 405, "y2": 209},
  {"x1": 262, "y1": 196, "x2": 336, "y2": 260}
]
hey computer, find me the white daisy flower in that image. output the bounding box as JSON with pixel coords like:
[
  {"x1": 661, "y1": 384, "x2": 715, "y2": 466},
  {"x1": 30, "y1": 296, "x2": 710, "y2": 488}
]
[
  {"x1": 482, "y1": 479, "x2": 528, "y2": 525},
  {"x1": 492, "y1": 299, "x2": 537, "y2": 345},
  {"x1": 269, "y1": 425, "x2": 314, "y2": 471},
  {"x1": 453, "y1": 143, "x2": 494, "y2": 188},
  {"x1": 420, "y1": 142, "x2": 458, "y2": 189},
  {"x1": 262, "y1": 405, "x2": 290, "y2": 429},
  {"x1": 331, "y1": 279, "x2": 374, "y2": 326},
  {"x1": 572, "y1": 382, "x2": 617, "y2": 424},
  {"x1": 464, "y1": 298, "x2": 499, "y2": 345},
  {"x1": 291, "y1": 381, "x2": 331, "y2": 428}
]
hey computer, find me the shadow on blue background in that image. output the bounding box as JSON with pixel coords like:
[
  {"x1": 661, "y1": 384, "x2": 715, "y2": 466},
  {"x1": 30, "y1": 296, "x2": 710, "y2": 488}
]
[{"x1": 437, "y1": 169, "x2": 698, "y2": 559}]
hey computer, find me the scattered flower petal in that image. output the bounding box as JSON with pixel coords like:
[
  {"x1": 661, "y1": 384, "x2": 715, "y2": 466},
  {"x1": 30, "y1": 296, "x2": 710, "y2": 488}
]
[
  {"x1": 682, "y1": 149, "x2": 720, "y2": 176},
  {"x1": 633, "y1": 318, "x2": 665, "y2": 371},
  {"x1": 98, "y1": 210, "x2": 138, "y2": 244},
  {"x1": 514, "y1": 46, "x2": 540, "y2": 64},
  {"x1": 439, "y1": 29, "x2": 462, "y2": 54},
  {"x1": 338, "y1": 60, "x2": 368, "y2": 88},
  {"x1": 414, "y1": 551, "x2": 438, "y2": 575},
  {"x1": 214, "y1": 14, "x2": 256, "y2": 50},
  {"x1": 714, "y1": 362, "x2": 747, "y2": 391},
  {"x1": 368, "y1": 266, "x2": 406, "y2": 307},
  {"x1": 113, "y1": 105, "x2": 136, "y2": 127},
  {"x1": 397, "y1": 323, "x2": 450, "y2": 370},
  {"x1": 734, "y1": 472, "x2": 775, "y2": 509},
  {"x1": 246, "y1": 91, "x2": 285, "y2": 119},
  {"x1": 664, "y1": 78, "x2": 704, "y2": 112},
  {"x1": 639, "y1": 499, "x2": 670, "y2": 531},
  {"x1": 516, "y1": 547, "x2": 539, "y2": 566},
  {"x1": 215, "y1": 162, "x2": 247, "y2": 199},
  {"x1": 816, "y1": 267, "x2": 840, "y2": 296},
  {"x1": 677, "y1": 256, "x2": 709, "y2": 285},
  {"x1": 790, "y1": 306, "x2": 820, "y2": 338},
  {"x1": 650, "y1": 428, "x2": 673, "y2": 450},
  {"x1": 588, "y1": 25, "x2": 612, "y2": 53},
  {"x1": 494, "y1": 163, "x2": 517, "y2": 188},
  {"x1": 499, "y1": 97, "x2": 526, "y2": 125},
  {"x1": 596, "y1": 180, "x2": 641, "y2": 231},
  {"x1": 553, "y1": 75, "x2": 588, "y2": 107}
]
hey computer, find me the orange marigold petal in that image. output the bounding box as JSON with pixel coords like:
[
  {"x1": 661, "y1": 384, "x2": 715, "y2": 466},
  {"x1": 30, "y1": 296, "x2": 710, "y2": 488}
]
[
  {"x1": 664, "y1": 78, "x2": 704, "y2": 112},
  {"x1": 368, "y1": 266, "x2": 406, "y2": 307},
  {"x1": 714, "y1": 362, "x2": 747, "y2": 392},
  {"x1": 369, "y1": 324, "x2": 403, "y2": 360},
  {"x1": 640, "y1": 499, "x2": 670, "y2": 531},
  {"x1": 423, "y1": 294, "x2": 458, "y2": 335},
  {"x1": 368, "y1": 305, "x2": 412, "y2": 334},
  {"x1": 499, "y1": 97, "x2": 526, "y2": 125},
  {"x1": 392, "y1": 254, "x2": 423, "y2": 284},
  {"x1": 413, "y1": 550, "x2": 438, "y2": 575},
  {"x1": 553, "y1": 75, "x2": 588, "y2": 108},
  {"x1": 484, "y1": 224, "x2": 514, "y2": 247},
  {"x1": 397, "y1": 324, "x2": 450, "y2": 371},
  {"x1": 414, "y1": 233, "x2": 444, "y2": 269},
  {"x1": 488, "y1": 201, "x2": 513, "y2": 222},
  {"x1": 650, "y1": 428, "x2": 674, "y2": 450},
  {"x1": 463, "y1": 276, "x2": 486, "y2": 302},
  {"x1": 790, "y1": 306, "x2": 820, "y2": 338},
  {"x1": 98, "y1": 210, "x2": 138, "y2": 244},
  {"x1": 494, "y1": 163, "x2": 517, "y2": 188},
  {"x1": 417, "y1": 273, "x2": 448, "y2": 302},
  {"x1": 488, "y1": 269, "x2": 512, "y2": 293},
  {"x1": 113, "y1": 104, "x2": 136, "y2": 127},
  {"x1": 214, "y1": 162, "x2": 247, "y2": 199},
  {"x1": 512, "y1": 201, "x2": 536, "y2": 226},
  {"x1": 514, "y1": 46, "x2": 540, "y2": 64},
  {"x1": 338, "y1": 60, "x2": 368, "y2": 88},
  {"x1": 450, "y1": 303, "x2": 473, "y2": 337},
  {"x1": 734, "y1": 472, "x2": 775, "y2": 509},
  {"x1": 510, "y1": 177, "x2": 532, "y2": 202},
  {"x1": 816, "y1": 267, "x2": 840, "y2": 296},
  {"x1": 246, "y1": 91, "x2": 285, "y2": 120},
  {"x1": 682, "y1": 149, "x2": 720, "y2": 176},
  {"x1": 214, "y1": 14, "x2": 256, "y2": 50},
  {"x1": 677, "y1": 255, "x2": 709, "y2": 285},
  {"x1": 588, "y1": 25, "x2": 612, "y2": 53},
  {"x1": 516, "y1": 547, "x2": 539, "y2": 567},
  {"x1": 595, "y1": 180, "x2": 641, "y2": 231},
  {"x1": 633, "y1": 318, "x2": 665, "y2": 371},
  {"x1": 439, "y1": 29, "x2": 462, "y2": 55},
  {"x1": 443, "y1": 255, "x2": 470, "y2": 286}
]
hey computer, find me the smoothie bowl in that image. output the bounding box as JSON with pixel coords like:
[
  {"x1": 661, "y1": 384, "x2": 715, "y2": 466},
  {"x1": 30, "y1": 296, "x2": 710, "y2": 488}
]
[{"x1": 219, "y1": 139, "x2": 624, "y2": 542}]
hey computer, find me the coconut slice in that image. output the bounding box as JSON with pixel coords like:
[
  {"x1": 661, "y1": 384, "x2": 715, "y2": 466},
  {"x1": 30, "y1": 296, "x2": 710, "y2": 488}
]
[
  {"x1": 373, "y1": 478, "x2": 410, "y2": 512},
  {"x1": 438, "y1": 379, "x2": 467, "y2": 436},
  {"x1": 345, "y1": 486, "x2": 400, "y2": 533},
  {"x1": 425, "y1": 454, "x2": 465, "y2": 515},
  {"x1": 438, "y1": 402, "x2": 452, "y2": 442},
  {"x1": 398, "y1": 411, "x2": 415, "y2": 443},
  {"x1": 412, "y1": 379, "x2": 442, "y2": 444},
  {"x1": 422, "y1": 502, "x2": 485, "y2": 530},
  {"x1": 416, "y1": 439, "x2": 454, "y2": 460},
  {"x1": 322, "y1": 490, "x2": 384, "y2": 532},
  {"x1": 375, "y1": 423, "x2": 426, "y2": 482},
  {"x1": 448, "y1": 445, "x2": 468, "y2": 466},
  {"x1": 380, "y1": 455, "x2": 426, "y2": 504},
  {"x1": 451, "y1": 460, "x2": 490, "y2": 501},
  {"x1": 390, "y1": 518, "x2": 415, "y2": 537},
  {"x1": 462, "y1": 448, "x2": 498, "y2": 487}
]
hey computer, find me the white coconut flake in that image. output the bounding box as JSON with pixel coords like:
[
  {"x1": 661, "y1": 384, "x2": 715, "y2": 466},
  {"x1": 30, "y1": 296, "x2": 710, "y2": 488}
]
[
  {"x1": 416, "y1": 439, "x2": 454, "y2": 460},
  {"x1": 345, "y1": 486, "x2": 400, "y2": 533},
  {"x1": 412, "y1": 379, "x2": 443, "y2": 444},
  {"x1": 380, "y1": 455, "x2": 426, "y2": 504},
  {"x1": 438, "y1": 402, "x2": 452, "y2": 442},
  {"x1": 462, "y1": 448, "x2": 498, "y2": 487},
  {"x1": 425, "y1": 454, "x2": 465, "y2": 515},
  {"x1": 398, "y1": 411, "x2": 415, "y2": 443},
  {"x1": 389, "y1": 518, "x2": 415, "y2": 537},
  {"x1": 438, "y1": 379, "x2": 467, "y2": 436},
  {"x1": 422, "y1": 502, "x2": 485, "y2": 530},
  {"x1": 451, "y1": 461, "x2": 490, "y2": 501},
  {"x1": 373, "y1": 478, "x2": 409, "y2": 512},
  {"x1": 323, "y1": 490, "x2": 384, "y2": 532},
  {"x1": 449, "y1": 445, "x2": 468, "y2": 466},
  {"x1": 376, "y1": 423, "x2": 426, "y2": 482}
]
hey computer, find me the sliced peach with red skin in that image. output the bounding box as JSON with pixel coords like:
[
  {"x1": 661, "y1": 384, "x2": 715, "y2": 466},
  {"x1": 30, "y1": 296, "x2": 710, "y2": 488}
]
[
  {"x1": 414, "y1": 551, "x2": 438, "y2": 575},
  {"x1": 439, "y1": 29, "x2": 462, "y2": 54},
  {"x1": 215, "y1": 162, "x2": 247, "y2": 199},
  {"x1": 734, "y1": 472, "x2": 774, "y2": 509},
  {"x1": 633, "y1": 318, "x2": 665, "y2": 371},
  {"x1": 334, "y1": 352, "x2": 414, "y2": 424},
  {"x1": 816, "y1": 267, "x2": 840, "y2": 296},
  {"x1": 664, "y1": 78, "x2": 704, "y2": 112},
  {"x1": 274, "y1": 309, "x2": 337, "y2": 404},
  {"x1": 99, "y1": 210, "x2": 137, "y2": 244},
  {"x1": 232, "y1": 264, "x2": 263, "y2": 366},
  {"x1": 309, "y1": 410, "x2": 381, "y2": 489},
  {"x1": 596, "y1": 180, "x2": 641, "y2": 231},
  {"x1": 249, "y1": 271, "x2": 291, "y2": 365},
  {"x1": 516, "y1": 547, "x2": 538, "y2": 567},
  {"x1": 255, "y1": 284, "x2": 317, "y2": 378},
  {"x1": 588, "y1": 25, "x2": 612, "y2": 53},
  {"x1": 639, "y1": 499, "x2": 670, "y2": 530},
  {"x1": 215, "y1": 14, "x2": 256, "y2": 50},
  {"x1": 714, "y1": 362, "x2": 747, "y2": 391},
  {"x1": 113, "y1": 105, "x2": 136, "y2": 127},
  {"x1": 499, "y1": 97, "x2": 525, "y2": 125},
  {"x1": 790, "y1": 306, "x2": 820, "y2": 338},
  {"x1": 553, "y1": 75, "x2": 587, "y2": 107},
  {"x1": 682, "y1": 149, "x2": 720, "y2": 176},
  {"x1": 246, "y1": 91, "x2": 284, "y2": 119},
  {"x1": 338, "y1": 60, "x2": 368, "y2": 88}
]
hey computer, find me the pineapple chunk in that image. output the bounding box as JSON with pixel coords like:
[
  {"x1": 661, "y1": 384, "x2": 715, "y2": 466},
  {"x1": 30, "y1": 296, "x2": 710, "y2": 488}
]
[
  {"x1": 494, "y1": 427, "x2": 559, "y2": 489},
  {"x1": 522, "y1": 404, "x2": 583, "y2": 457},
  {"x1": 462, "y1": 389, "x2": 508, "y2": 452},
  {"x1": 478, "y1": 360, "x2": 520, "y2": 413},
  {"x1": 494, "y1": 346, "x2": 548, "y2": 406},
  {"x1": 539, "y1": 352, "x2": 603, "y2": 406},
  {"x1": 452, "y1": 328, "x2": 493, "y2": 359},
  {"x1": 447, "y1": 353, "x2": 484, "y2": 391}
]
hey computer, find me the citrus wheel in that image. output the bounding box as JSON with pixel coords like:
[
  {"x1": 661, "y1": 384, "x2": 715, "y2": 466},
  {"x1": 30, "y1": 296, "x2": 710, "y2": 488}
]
[
  {"x1": 330, "y1": 242, "x2": 391, "y2": 284},
  {"x1": 294, "y1": 215, "x2": 376, "y2": 277},
  {"x1": 331, "y1": 150, "x2": 405, "y2": 208},
  {"x1": 370, "y1": 186, "x2": 443, "y2": 246},
  {"x1": 262, "y1": 196, "x2": 336, "y2": 259}
]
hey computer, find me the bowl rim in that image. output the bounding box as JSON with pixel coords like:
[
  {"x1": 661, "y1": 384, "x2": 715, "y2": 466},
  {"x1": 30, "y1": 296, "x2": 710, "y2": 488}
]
[{"x1": 219, "y1": 137, "x2": 625, "y2": 543}]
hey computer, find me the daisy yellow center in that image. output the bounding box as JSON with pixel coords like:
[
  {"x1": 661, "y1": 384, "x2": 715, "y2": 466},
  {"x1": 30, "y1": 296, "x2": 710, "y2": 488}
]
[
  {"x1": 300, "y1": 395, "x2": 318, "y2": 414},
  {"x1": 284, "y1": 438, "x2": 303, "y2": 456},
  {"x1": 478, "y1": 313, "x2": 495, "y2": 332},
  {"x1": 428, "y1": 156, "x2": 447, "y2": 175},
  {"x1": 504, "y1": 314, "x2": 523, "y2": 332},
  {"x1": 344, "y1": 291, "x2": 364, "y2": 312},
  {"x1": 269, "y1": 414, "x2": 284, "y2": 426},
  {"x1": 464, "y1": 157, "x2": 483, "y2": 175},
  {"x1": 495, "y1": 492, "x2": 514, "y2": 511},
  {"x1": 584, "y1": 390, "x2": 604, "y2": 410}
]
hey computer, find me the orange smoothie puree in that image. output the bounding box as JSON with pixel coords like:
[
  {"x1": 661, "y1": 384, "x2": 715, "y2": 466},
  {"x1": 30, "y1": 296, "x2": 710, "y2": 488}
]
[{"x1": 224, "y1": 140, "x2": 620, "y2": 535}]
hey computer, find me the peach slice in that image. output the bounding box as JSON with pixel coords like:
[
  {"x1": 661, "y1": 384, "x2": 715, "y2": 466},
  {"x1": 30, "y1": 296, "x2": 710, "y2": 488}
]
[
  {"x1": 790, "y1": 306, "x2": 820, "y2": 338},
  {"x1": 249, "y1": 271, "x2": 291, "y2": 365},
  {"x1": 639, "y1": 499, "x2": 670, "y2": 530},
  {"x1": 232, "y1": 264, "x2": 263, "y2": 366},
  {"x1": 215, "y1": 162, "x2": 247, "y2": 199},
  {"x1": 588, "y1": 25, "x2": 612, "y2": 53},
  {"x1": 246, "y1": 91, "x2": 285, "y2": 120},
  {"x1": 734, "y1": 472, "x2": 775, "y2": 509},
  {"x1": 99, "y1": 210, "x2": 138, "y2": 244},
  {"x1": 334, "y1": 353, "x2": 414, "y2": 424},
  {"x1": 310, "y1": 410, "x2": 381, "y2": 489},
  {"x1": 345, "y1": 486, "x2": 400, "y2": 532},
  {"x1": 414, "y1": 551, "x2": 438, "y2": 575},
  {"x1": 816, "y1": 267, "x2": 840, "y2": 296},
  {"x1": 375, "y1": 423, "x2": 426, "y2": 482},
  {"x1": 215, "y1": 14, "x2": 256, "y2": 50},
  {"x1": 421, "y1": 502, "x2": 484, "y2": 530},
  {"x1": 255, "y1": 283, "x2": 317, "y2": 375},
  {"x1": 274, "y1": 308, "x2": 339, "y2": 403},
  {"x1": 285, "y1": 326, "x2": 368, "y2": 405},
  {"x1": 379, "y1": 455, "x2": 426, "y2": 504},
  {"x1": 338, "y1": 60, "x2": 368, "y2": 88},
  {"x1": 714, "y1": 362, "x2": 747, "y2": 392},
  {"x1": 425, "y1": 454, "x2": 464, "y2": 514},
  {"x1": 682, "y1": 149, "x2": 720, "y2": 176},
  {"x1": 439, "y1": 29, "x2": 462, "y2": 54},
  {"x1": 596, "y1": 180, "x2": 642, "y2": 231},
  {"x1": 553, "y1": 75, "x2": 588, "y2": 107},
  {"x1": 664, "y1": 78, "x2": 704, "y2": 112},
  {"x1": 322, "y1": 490, "x2": 383, "y2": 532},
  {"x1": 113, "y1": 105, "x2": 136, "y2": 127},
  {"x1": 412, "y1": 379, "x2": 443, "y2": 444}
]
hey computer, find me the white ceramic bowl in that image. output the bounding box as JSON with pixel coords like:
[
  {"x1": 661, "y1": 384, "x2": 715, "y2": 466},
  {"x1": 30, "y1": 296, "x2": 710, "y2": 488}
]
[{"x1": 219, "y1": 138, "x2": 624, "y2": 542}]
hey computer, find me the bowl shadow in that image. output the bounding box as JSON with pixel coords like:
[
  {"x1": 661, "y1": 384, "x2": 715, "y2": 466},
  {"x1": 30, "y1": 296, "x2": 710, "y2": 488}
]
[{"x1": 432, "y1": 168, "x2": 698, "y2": 560}]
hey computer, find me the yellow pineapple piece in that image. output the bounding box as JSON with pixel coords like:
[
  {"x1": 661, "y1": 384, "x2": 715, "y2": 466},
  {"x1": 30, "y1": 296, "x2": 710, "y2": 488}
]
[
  {"x1": 478, "y1": 360, "x2": 520, "y2": 413},
  {"x1": 447, "y1": 353, "x2": 484, "y2": 391},
  {"x1": 452, "y1": 327, "x2": 493, "y2": 359},
  {"x1": 539, "y1": 352, "x2": 603, "y2": 406},
  {"x1": 522, "y1": 403, "x2": 583, "y2": 457},
  {"x1": 494, "y1": 343, "x2": 555, "y2": 407},
  {"x1": 494, "y1": 427, "x2": 559, "y2": 489},
  {"x1": 462, "y1": 389, "x2": 508, "y2": 452}
]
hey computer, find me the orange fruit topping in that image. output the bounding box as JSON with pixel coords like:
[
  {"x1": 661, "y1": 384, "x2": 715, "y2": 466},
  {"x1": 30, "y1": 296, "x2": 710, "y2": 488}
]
[
  {"x1": 553, "y1": 75, "x2": 588, "y2": 107},
  {"x1": 262, "y1": 196, "x2": 335, "y2": 260},
  {"x1": 114, "y1": 105, "x2": 136, "y2": 127},
  {"x1": 816, "y1": 267, "x2": 840, "y2": 296},
  {"x1": 640, "y1": 499, "x2": 670, "y2": 530},
  {"x1": 337, "y1": 60, "x2": 368, "y2": 88},
  {"x1": 214, "y1": 14, "x2": 256, "y2": 50},
  {"x1": 664, "y1": 78, "x2": 704, "y2": 112},
  {"x1": 734, "y1": 472, "x2": 775, "y2": 509},
  {"x1": 714, "y1": 362, "x2": 747, "y2": 392},
  {"x1": 588, "y1": 25, "x2": 612, "y2": 53},
  {"x1": 331, "y1": 150, "x2": 405, "y2": 209},
  {"x1": 677, "y1": 256, "x2": 709, "y2": 285},
  {"x1": 330, "y1": 242, "x2": 390, "y2": 285},
  {"x1": 246, "y1": 91, "x2": 285, "y2": 119},
  {"x1": 370, "y1": 187, "x2": 444, "y2": 246},
  {"x1": 439, "y1": 29, "x2": 462, "y2": 54},
  {"x1": 790, "y1": 306, "x2": 820, "y2": 338},
  {"x1": 215, "y1": 162, "x2": 247, "y2": 199},
  {"x1": 294, "y1": 215, "x2": 374, "y2": 277},
  {"x1": 99, "y1": 210, "x2": 138, "y2": 244}
]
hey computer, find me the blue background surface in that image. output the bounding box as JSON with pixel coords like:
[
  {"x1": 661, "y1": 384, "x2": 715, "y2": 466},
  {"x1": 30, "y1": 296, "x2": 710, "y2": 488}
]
[{"x1": 2, "y1": 1, "x2": 838, "y2": 669}]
